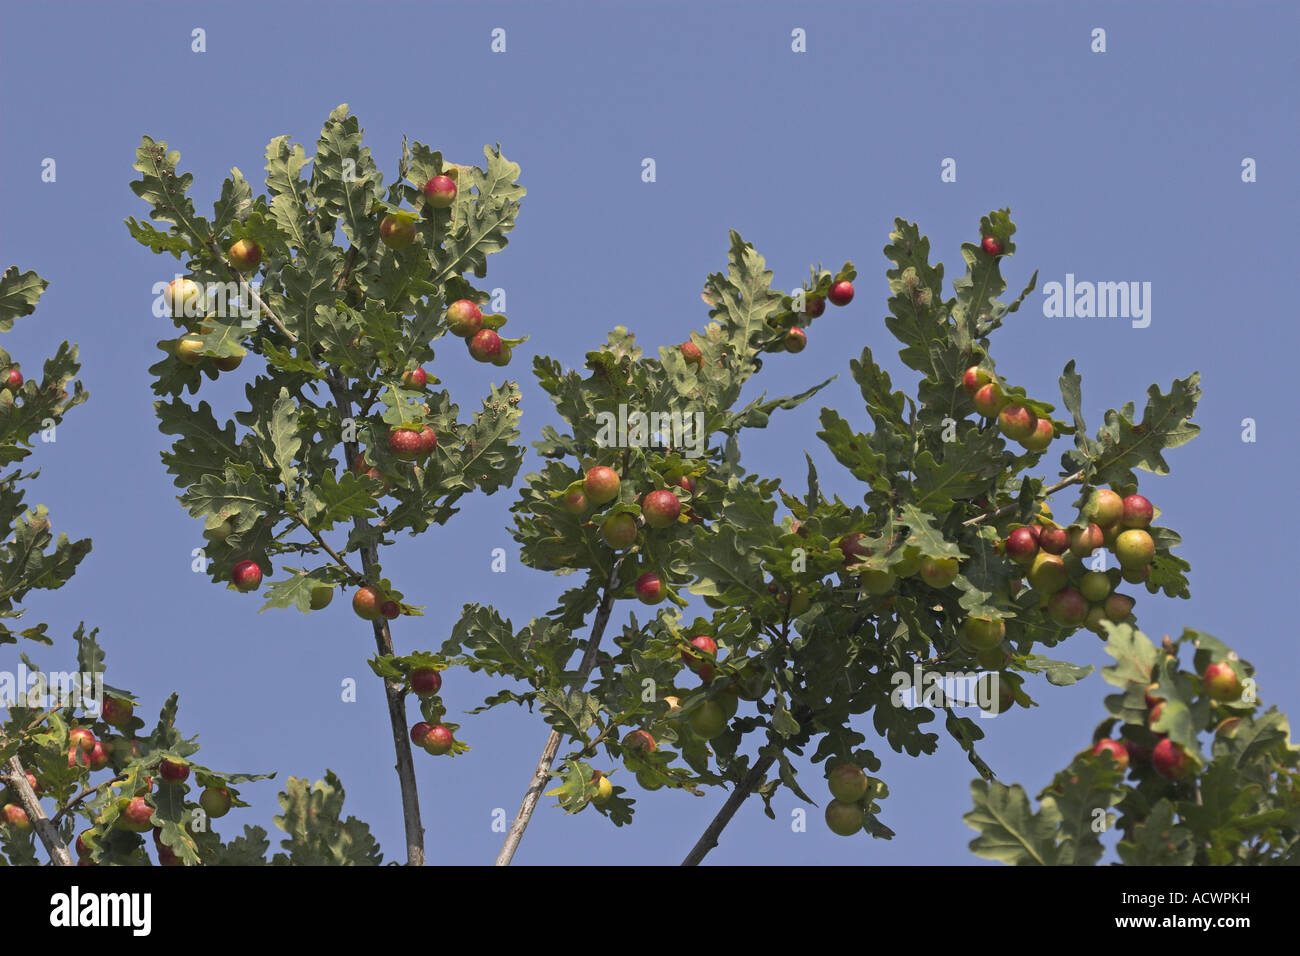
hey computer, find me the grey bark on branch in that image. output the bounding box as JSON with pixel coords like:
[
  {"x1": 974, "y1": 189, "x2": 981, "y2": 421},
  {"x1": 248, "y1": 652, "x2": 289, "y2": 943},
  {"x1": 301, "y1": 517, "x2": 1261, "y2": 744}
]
[
  {"x1": 4, "y1": 755, "x2": 73, "y2": 866},
  {"x1": 494, "y1": 559, "x2": 624, "y2": 866},
  {"x1": 680, "y1": 752, "x2": 777, "y2": 866},
  {"x1": 329, "y1": 377, "x2": 426, "y2": 866}
]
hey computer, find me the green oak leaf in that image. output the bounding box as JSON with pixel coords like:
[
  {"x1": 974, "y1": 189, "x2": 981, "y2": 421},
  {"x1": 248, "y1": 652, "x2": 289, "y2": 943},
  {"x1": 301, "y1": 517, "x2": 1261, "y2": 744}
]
[{"x1": 964, "y1": 779, "x2": 1062, "y2": 866}]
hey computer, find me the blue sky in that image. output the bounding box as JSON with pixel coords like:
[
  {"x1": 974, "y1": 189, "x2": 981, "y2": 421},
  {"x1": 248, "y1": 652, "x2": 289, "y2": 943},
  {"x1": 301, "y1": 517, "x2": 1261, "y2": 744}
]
[{"x1": 1, "y1": 0, "x2": 1296, "y2": 865}]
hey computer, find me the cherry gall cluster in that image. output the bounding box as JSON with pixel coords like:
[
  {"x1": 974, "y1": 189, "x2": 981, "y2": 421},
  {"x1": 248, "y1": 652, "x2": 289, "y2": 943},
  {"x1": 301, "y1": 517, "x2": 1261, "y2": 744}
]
[
  {"x1": 628, "y1": 673, "x2": 759, "y2": 781},
  {"x1": 618, "y1": 730, "x2": 669, "y2": 792},
  {"x1": 173, "y1": 334, "x2": 246, "y2": 374},
  {"x1": 1123, "y1": 689, "x2": 1195, "y2": 782},
  {"x1": 49, "y1": 726, "x2": 217, "y2": 851},
  {"x1": 77, "y1": 786, "x2": 231, "y2": 865},
  {"x1": 1140, "y1": 660, "x2": 1239, "y2": 780},
  {"x1": 379, "y1": 171, "x2": 454, "y2": 247},
  {"x1": 67, "y1": 726, "x2": 110, "y2": 772},
  {"x1": 388, "y1": 424, "x2": 438, "y2": 462},
  {"x1": 408, "y1": 665, "x2": 454, "y2": 764},
  {"x1": 765, "y1": 279, "x2": 854, "y2": 358},
  {"x1": 468, "y1": 329, "x2": 508, "y2": 366},
  {"x1": 341, "y1": 417, "x2": 436, "y2": 503},
  {"x1": 444, "y1": 298, "x2": 512, "y2": 368},
  {"x1": 243, "y1": 423, "x2": 439, "y2": 609},
  {"x1": 163, "y1": 274, "x2": 248, "y2": 370},
  {"x1": 681, "y1": 635, "x2": 718, "y2": 682},
  {"x1": 72, "y1": 789, "x2": 160, "y2": 859},
  {"x1": 998, "y1": 489, "x2": 1157, "y2": 635},
  {"x1": 352, "y1": 585, "x2": 400, "y2": 622},
  {"x1": 376, "y1": 172, "x2": 515, "y2": 368},
  {"x1": 410, "y1": 721, "x2": 455, "y2": 756},
  {"x1": 838, "y1": 532, "x2": 959, "y2": 599},
  {"x1": 576, "y1": 465, "x2": 693, "y2": 607},
  {"x1": 962, "y1": 367, "x2": 1054, "y2": 452},
  {"x1": 823, "y1": 763, "x2": 871, "y2": 837}
]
